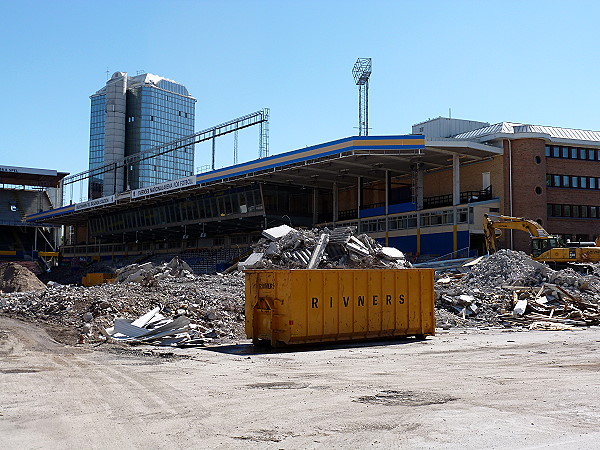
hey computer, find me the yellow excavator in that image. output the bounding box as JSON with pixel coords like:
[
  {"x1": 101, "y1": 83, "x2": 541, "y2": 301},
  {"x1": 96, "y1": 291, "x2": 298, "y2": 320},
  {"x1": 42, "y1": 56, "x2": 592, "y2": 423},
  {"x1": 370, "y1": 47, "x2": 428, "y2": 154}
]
[{"x1": 483, "y1": 214, "x2": 600, "y2": 265}]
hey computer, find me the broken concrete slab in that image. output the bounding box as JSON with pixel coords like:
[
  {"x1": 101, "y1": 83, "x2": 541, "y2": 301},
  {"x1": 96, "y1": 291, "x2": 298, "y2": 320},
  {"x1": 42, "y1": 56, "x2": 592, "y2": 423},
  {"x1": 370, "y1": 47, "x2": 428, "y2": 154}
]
[
  {"x1": 239, "y1": 252, "x2": 265, "y2": 270},
  {"x1": 379, "y1": 247, "x2": 405, "y2": 260},
  {"x1": 307, "y1": 234, "x2": 329, "y2": 269},
  {"x1": 262, "y1": 224, "x2": 294, "y2": 241}
]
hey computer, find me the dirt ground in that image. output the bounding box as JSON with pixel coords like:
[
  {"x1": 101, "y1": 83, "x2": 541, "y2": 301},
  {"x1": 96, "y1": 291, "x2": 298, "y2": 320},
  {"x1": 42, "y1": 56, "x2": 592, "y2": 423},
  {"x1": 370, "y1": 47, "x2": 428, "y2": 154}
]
[{"x1": 1, "y1": 317, "x2": 599, "y2": 449}]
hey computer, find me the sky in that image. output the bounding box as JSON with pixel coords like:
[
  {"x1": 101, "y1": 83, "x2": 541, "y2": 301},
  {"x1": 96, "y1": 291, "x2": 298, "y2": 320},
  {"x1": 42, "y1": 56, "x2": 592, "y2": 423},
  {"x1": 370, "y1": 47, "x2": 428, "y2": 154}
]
[{"x1": 1, "y1": 0, "x2": 599, "y2": 182}]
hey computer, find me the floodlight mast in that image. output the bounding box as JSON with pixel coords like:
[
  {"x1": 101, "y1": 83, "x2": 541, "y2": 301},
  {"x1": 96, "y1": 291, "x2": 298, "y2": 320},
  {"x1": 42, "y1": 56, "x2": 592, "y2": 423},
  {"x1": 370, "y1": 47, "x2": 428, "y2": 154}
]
[{"x1": 352, "y1": 58, "x2": 372, "y2": 136}]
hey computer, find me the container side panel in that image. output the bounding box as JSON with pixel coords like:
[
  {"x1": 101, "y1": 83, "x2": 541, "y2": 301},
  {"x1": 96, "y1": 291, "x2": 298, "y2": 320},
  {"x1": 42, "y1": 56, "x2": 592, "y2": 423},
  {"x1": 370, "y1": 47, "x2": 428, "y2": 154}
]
[
  {"x1": 380, "y1": 271, "x2": 396, "y2": 332},
  {"x1": 394, "y1": 270, "x2": 409, "y2": 333},
  {"x1": 338, "y1": 271, "x2": 354, "y2": 335},
  {"x1": 367, "y1": 271, "x2": 383, "y2": 335},
  {"x1": 246, "y1": 269, "x2": 436, "y2": 346},
  {"x1": 244, "y1": 272, "x2": 258, "y2": 338},
  {"x1": 323, "y1": 271, "x2": 340, "y2": 337},
  {"x1": 353, "y1": 271, "x2": 369, "y2": 334},
  {"x1": 276, "y1": 271, "x2": 293, "y2": 343},
  {"x1": 407, "y1": 270, "x2": 422, "y2": 334},
  {"x1": 420, "y1": 269, "x2": 435, "y2": 334},
  {"x1": 290, "y1": 271, "x2": 308, "y2": 339},
  {"x1": 307, "y1": 271, "x2": 325, "y2": 338}
]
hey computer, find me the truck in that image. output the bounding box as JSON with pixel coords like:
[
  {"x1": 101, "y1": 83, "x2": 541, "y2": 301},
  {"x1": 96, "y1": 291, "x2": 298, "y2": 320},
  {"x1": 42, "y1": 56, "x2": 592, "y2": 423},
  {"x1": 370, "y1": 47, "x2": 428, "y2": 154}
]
[{"x1": 483, "y1": 214, "x2": 600, "y2": 266}]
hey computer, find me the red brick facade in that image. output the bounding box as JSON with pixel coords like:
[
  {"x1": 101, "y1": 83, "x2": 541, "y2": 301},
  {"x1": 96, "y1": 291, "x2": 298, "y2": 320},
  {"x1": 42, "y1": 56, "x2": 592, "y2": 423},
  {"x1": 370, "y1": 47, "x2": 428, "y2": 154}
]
[{"x1": 503, "y1": 138, "x2": 600, "y2": 252}]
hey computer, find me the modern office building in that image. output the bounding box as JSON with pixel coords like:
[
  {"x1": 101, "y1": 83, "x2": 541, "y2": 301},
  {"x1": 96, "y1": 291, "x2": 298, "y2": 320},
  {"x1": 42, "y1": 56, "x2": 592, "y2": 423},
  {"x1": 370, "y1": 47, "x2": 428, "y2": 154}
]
[{"x1": 89, "y1": 72, "x2": 196, "y2": 198}]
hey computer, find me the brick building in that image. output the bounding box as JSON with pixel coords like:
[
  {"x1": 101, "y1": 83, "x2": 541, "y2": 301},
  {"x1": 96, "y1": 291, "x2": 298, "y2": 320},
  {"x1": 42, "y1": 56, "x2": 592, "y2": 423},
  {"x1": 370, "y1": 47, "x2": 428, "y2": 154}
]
[{"x1": 449, "y1": 121, "x2": 600, "y2": 251}]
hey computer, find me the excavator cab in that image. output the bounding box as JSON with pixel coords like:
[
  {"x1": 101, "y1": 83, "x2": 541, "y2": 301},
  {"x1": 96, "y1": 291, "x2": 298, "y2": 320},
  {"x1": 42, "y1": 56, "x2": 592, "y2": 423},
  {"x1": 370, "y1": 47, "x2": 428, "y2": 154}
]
[{"x1": 531, "y1": 237, "x2": 563, "y2": 257}]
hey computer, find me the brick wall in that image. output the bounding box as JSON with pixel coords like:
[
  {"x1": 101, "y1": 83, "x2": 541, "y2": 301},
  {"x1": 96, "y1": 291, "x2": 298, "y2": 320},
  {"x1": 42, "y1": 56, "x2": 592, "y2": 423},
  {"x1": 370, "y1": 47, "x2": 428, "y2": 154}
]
[
  {"x1": 502, "y1": 138, "x2": 548, "y2": 252},
  {"x1": 503, "y1": 138, "x2": 600, "y2": 250}
]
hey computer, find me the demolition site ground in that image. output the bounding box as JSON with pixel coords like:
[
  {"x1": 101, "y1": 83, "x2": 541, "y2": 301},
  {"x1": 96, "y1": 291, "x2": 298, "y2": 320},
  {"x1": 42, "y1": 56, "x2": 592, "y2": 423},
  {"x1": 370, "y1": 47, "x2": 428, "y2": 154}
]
[
  {"x1": 1, "y1": 230, "x2": 600, "y2": 448},
  {"x1": 1, "y1": 317, "x2": 599, "y2": 449}
]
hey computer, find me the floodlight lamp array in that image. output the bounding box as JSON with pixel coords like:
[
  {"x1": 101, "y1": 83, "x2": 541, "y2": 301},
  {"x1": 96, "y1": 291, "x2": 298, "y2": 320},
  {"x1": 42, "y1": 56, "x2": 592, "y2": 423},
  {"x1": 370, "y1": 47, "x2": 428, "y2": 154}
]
[{"x1": 352, "y1": 58, "x2": 372, "y2": 85}]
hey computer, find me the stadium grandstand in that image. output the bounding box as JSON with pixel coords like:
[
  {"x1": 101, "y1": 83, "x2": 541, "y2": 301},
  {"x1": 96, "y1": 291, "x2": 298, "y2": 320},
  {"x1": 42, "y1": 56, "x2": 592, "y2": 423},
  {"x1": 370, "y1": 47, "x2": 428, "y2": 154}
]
[{"x1": 0, "y1": 165, "x2": 68, "y2": 272}]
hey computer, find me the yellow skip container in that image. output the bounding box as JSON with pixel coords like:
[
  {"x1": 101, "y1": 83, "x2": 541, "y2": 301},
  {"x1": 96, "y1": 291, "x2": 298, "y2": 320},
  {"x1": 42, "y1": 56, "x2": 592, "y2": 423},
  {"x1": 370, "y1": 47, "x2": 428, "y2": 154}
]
[
  {"x1": 81, "y1": 273, "x2": 116, "y2": 287},
  {"x1": 245, "y1": 269, "x2": 435, "y2": 347}
]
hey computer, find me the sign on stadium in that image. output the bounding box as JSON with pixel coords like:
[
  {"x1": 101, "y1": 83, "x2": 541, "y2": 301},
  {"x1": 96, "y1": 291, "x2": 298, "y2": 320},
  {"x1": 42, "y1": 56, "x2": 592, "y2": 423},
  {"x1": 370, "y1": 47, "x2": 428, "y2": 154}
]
[
  {"x1": 75, "y1": 195, "x2": 116, "y2": 211},
  {"x1": 131, "y1": 176, "x2": 196, "y2": 199}
]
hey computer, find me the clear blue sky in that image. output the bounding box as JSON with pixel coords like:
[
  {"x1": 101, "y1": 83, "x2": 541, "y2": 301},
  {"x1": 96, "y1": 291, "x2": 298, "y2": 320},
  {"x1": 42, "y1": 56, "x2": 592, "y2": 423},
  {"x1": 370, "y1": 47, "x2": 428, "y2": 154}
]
[{"x1": 1, "y1": 0, "x2": 599, "y2": 178}]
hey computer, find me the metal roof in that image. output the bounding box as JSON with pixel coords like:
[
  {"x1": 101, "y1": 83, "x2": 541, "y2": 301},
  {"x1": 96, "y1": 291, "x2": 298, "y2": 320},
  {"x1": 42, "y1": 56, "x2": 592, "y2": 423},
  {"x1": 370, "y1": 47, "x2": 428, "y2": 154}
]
[
  {"x1": 26, "y1": 134, "x2": 504, "y2": 226},
  {"x1": 453, "y1": 122, "x2": 520, "y2": 140},
  {"x1": 0, "y1": 166, "x2": 69, "y2": 188},
  {"x1": 454, "y1": 121, "x2": 600, "y2": 144}
]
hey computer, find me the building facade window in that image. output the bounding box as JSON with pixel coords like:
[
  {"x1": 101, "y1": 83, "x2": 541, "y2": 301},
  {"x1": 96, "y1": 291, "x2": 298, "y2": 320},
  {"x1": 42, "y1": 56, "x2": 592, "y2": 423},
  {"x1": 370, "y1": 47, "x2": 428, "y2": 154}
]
[
  {"x1": 546, "y1": 145, "x2": 600, "y2": 161},
  {"x1": 547, "y1": 174, "x2": 600, "y2": 190},
  {"x1": 89, "y1": 73, "x2": 196, "y2": 198},
  {"x1": 548, "y1": 203, "x2": 600, "y2": 219}
]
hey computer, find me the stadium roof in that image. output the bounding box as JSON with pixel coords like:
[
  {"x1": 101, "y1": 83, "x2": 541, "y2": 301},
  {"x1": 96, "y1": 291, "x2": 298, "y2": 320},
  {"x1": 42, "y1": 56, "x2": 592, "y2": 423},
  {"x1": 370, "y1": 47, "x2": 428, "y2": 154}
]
[
  {"x1": 0, "y1": 165, "x2": 68, "y2": 188},
  {"x1": 26, "y1": 134, "x2": 503, "y2": 225}
]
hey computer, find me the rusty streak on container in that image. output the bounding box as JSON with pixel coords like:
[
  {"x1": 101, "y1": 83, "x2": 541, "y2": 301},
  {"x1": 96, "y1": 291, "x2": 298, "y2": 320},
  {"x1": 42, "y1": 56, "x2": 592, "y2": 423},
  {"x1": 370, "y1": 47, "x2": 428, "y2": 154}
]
[{"x1": 245, "y1": 269, "x2": 435, "y2": 347}]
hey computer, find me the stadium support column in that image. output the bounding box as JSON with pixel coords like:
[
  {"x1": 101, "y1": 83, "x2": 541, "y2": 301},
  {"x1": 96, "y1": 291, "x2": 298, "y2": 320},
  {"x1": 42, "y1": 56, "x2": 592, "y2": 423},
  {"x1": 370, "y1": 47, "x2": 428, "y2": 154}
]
[
  {"x1": 452, "y1": 154, "x2": 460, "y2": 206},
  {"x1": 103, "y1": 73, "x2": 127, "y2": 196},
  {"x1": 452, "y1": 154, "x2": 460, "y2": 254},
  {"x1": 313, "y1": 188, "x2": 319, "y2": 224},
  {"x1": 357, "y1": 176, "x2": 363, "y2": 222},
  {"x1": 333, "y1": 182, "x2": 338, "y2": 224},
  {"x1": 412, "y1": 164, "x2": 423, "y2": 210},
  {"x1": 385, "y1": 170, "x2": 390, "y2": 246}
]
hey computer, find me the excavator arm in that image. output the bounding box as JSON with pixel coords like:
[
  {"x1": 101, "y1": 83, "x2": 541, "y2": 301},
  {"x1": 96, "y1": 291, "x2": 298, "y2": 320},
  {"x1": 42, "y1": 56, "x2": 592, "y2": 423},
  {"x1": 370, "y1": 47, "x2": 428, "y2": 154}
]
[{"x1": 483, "y1": 214, "x2": 550, "y2": 254}]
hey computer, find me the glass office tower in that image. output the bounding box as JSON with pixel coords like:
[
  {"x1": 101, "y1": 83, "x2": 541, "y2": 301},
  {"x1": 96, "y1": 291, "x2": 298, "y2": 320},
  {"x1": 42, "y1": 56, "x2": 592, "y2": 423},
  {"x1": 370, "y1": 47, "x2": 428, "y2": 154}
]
[{"x1": 88, "y1": 72, "x2": 196, "y2": 199}]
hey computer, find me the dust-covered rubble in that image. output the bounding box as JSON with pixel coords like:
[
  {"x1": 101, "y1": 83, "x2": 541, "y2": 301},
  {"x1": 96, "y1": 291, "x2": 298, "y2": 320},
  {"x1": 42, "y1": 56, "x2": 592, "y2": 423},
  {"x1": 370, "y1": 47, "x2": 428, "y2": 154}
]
[
  {"x1": 115, "y1": 256, "x2": 195, "y2": 286},
  {"x1": 435, "y1": 249, "x2": 600, "y2": 329},
  {"x1": 239, "y1": 225, "x2": 411, "y2": 270},
  {"x1": 1, "y1": 263, "x2": 246, "y2": 346},
  {"x1": 2, "y1": 247, "x2": 599, "y2": 345},
  {"x1": 0, "y1": 262, "x2": 46, "y2": 293}
]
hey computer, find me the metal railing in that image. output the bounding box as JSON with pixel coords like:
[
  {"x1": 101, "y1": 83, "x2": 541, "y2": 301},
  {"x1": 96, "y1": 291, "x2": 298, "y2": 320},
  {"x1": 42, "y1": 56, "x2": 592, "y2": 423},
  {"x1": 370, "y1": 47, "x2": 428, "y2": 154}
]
[
  {"x1": 424, "y1": 186, "x2": 492, "y2": 209},
  {"x1": 63, "y1": 109, "x2": 269, "y2": 186}
]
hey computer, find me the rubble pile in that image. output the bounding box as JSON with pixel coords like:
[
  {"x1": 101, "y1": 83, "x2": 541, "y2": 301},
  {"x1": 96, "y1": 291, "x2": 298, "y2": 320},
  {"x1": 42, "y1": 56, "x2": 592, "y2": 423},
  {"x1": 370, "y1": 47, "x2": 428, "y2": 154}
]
[
  {"x1": 240, "y1": 225, "x2": 411, "y2": 270},
  {"x1": 435, "y1": 250, "x2": 600, "y2": 328},
  {"x1": 0, "y1": 260, "x2": 246, "y2": 345},
  {"x1": 103, "y1": 307, "x2": 203, "y2": 346},
  {"x1": 115, "y1": 256, "x2": 195, "y2": 286},
  {"x1": 0, "y1": 262, "x2": 46, "y2": 293}
]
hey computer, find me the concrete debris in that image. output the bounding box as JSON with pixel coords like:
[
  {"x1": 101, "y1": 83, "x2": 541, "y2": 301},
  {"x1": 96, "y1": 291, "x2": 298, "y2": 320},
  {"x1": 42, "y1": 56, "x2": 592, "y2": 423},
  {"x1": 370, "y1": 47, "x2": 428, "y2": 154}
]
[
  {"x1": 262, "y1": 224, "x2": 294, "y2": 241},
  {"x1": 529, "y1": 321, "x2": 579, "y2": 331},
  {"x1": 513, "y1": 299, "x2": 527, "y2": 316},
  {"x1": 238, "y1": 252, "x2": 264, "y2": 270},
  {"x1": 0, "y1": 262, "x2": 46, "y2": 293},
  {"x1": 2, "y1": 247, "x2": 598, "y2": 344},
  {"x1": 116, "y1": 257, "x2": 195, "y2": 284},
  {"x1": 307, "y1": 233, "x2": 329, "y2": 269},
  {"x1": 379, "y1": 247, "x2": 406, "y2": 260},
  {"x1": 105, "y1": 312, "x2": 195, "y2": 346},
  {"x1": 435, "y1": 250, "x2": 600, "y2": 329},
  {"x1": 240, "y1": 226, "x2": 411, "y2": 270},
  {"x1": 0, "y1": 265, "x2": 246, "y2": 345}
]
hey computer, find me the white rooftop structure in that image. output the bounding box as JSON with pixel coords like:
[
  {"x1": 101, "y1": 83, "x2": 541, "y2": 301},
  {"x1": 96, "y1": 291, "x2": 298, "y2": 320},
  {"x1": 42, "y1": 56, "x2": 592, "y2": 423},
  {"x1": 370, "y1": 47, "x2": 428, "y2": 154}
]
[{"x1": 454, "y1": 121, "x2": 600, "y2": 146}]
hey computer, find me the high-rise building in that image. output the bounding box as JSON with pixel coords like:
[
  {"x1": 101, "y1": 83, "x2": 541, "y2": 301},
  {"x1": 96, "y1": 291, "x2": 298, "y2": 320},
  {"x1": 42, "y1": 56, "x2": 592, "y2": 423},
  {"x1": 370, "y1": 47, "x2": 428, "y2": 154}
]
[{"x1": 89, "y1": 72, "x2": 196, "y2": 198}]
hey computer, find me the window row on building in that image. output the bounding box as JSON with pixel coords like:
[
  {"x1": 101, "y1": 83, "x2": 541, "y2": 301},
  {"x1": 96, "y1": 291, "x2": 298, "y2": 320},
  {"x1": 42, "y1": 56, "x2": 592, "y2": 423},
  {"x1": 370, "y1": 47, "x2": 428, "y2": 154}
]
[
  {"x1": 89, "y1": 187, "x2": 263, "y2": 235},
  {"x1": 545, "y1": 145, "x2": 600, "y2": 161},
  {"x1": 356, "y1": 207, "x2": 470, "y2": 234},
  {"x1": 547, "y1": 203, "x2": 600, "y2": 219},
  {"x1": 547, "y1": 174, "x2": 600, "y2": 189}
]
